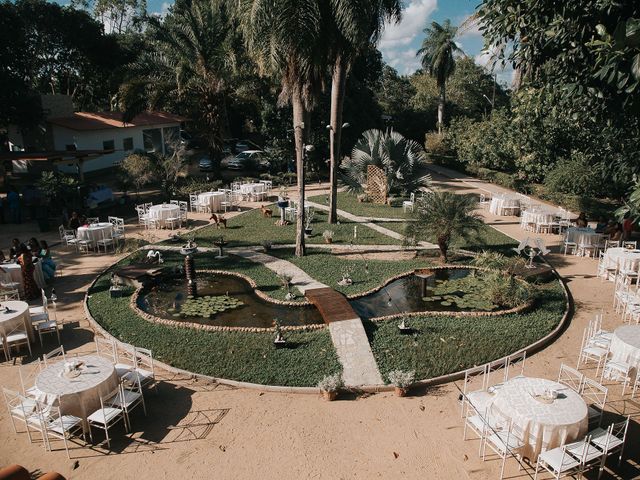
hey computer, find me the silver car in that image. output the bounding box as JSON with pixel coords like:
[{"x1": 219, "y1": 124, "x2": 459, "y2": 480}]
[{"x1": 226, "y1": 150, "x2": 270, "y2": 171}]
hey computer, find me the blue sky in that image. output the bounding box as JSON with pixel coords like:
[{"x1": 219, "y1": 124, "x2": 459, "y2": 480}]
[{"x1": 56, "y1": 0, "x2": 511, "y2": 84}]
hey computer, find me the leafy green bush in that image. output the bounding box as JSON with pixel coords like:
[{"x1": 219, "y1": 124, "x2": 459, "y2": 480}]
[
  {"x1": 484, "y1": 272, "x2": 533, "y2": 308},
  {"x1": 174, "y1": 178, "x2": 223, "y2": 199},
  {"x1": 544, "y1": 152, "x2": 604, "y2": 197}
]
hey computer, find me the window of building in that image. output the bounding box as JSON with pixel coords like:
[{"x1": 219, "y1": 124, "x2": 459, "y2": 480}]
[
  {"x1": 103, "y1": 139, "x2": 115, "y2": 151},
  {"x1": 123, "y1": 137, "x2": 134, "y2": 151},
  {"x1": 143, "y1": 128, "x2": 162, "y2": 153}
]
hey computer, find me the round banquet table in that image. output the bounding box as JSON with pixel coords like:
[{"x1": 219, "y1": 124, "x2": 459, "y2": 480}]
[
  {"x1": 148, "y1": 204, "x2": 180, "y2": 227},
  {"x1": 489, "y1": 195, "x2": 520, "y2": 216},
  {"x1": 565, "y1": 227, "x2": 599, "y2": 245},
  {"x1": 599, "y1": 247, "x2": 640, "y2": 279},
  {"x1": 198, "y1": 192, "x2": 225, "y2": 212},
  {"x1": 35, "y1": 354, "x2": 119, "y2": 433},
  {"x1": 521, "y1": 210, "x2": 556, "y2": 229},
  {"x1": 0, "y1": 300, "x2": 34, "y2": 342},
  {"x1": 490, "y1": 376, "x2": 588, "y2": 461},
  {"x1": 239, "y1": 183, "x2": 265, "y2": 195},
  {"x1": 77, "y1": 222, "x2": 113, "y2": 242},
  {"x1": 610, "y1": 325, "x2": 640, "y2": 372},
  {"x1": 2, "y1": 261, "x2": 46, "y2": 295}
]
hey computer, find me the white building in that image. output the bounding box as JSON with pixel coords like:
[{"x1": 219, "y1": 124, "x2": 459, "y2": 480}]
[{"x1": 48, "y1": 111, "x2": 186, "y2": 174}]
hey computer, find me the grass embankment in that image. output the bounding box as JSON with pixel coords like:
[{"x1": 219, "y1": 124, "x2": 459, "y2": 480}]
[
  {"x1": 366, "y1": 280, "x2": 565, "y2": 380},
  {"x1": 88, "y1": 271, "x2": 341, "y2": 387},
  {"x1": 186, "y1": 207, "x2": 400, "y2": 248},
  {"x1": 309, "y1": 192, "x2": 409, "y2": 219}
]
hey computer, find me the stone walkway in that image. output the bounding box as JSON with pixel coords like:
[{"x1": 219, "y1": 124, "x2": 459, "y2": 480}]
[
  {"x1": 328, "y1": 318, "x2": 383, "y2": 386},
  {"x1": 228, "y1": 248, "x2": 327, "y2": 294},
  {"x1": 306, "y1": 200, "x2": 437, "y2": 249}
]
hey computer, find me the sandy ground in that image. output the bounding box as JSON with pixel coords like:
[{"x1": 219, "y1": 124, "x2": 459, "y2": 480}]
[{"x1": 1, "y1": 180, "x2": 639, "y2": 480}]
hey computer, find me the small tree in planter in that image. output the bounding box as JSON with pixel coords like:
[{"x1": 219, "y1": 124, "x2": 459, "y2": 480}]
[
  {"x1": 304, "y1": 209, "x2": 315, "y2": 237},
  {"x1": 322, "y1": 230, "x2": 334, "y2": 244},
  {"x1": 317, "y1": 373, "x2": 344, "y2": 401},
  {"x1": 262, "y1": 240, "x2": 273, "y2": 252},
  {"x1": 278, "y1": 273, "x2": 295, "y2": 300},
  {"x1": 387, "y1": 370, "x2": 415, "y2": 397}
]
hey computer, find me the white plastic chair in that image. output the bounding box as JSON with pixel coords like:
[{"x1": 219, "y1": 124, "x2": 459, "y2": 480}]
[
  {"x1": 40, "y1": 401, "x2": 84, "y2": 458},
  {"x1": 2, "y1": 387, "x2": 37, "y2": 442},
  {"x1": 122, "y1": 346, "x2": 156, "y2": 391},
  {"x1": 557, "y1": 363, "x2": 584, "y2": 393},
  {"x1": 580, "y1": 376, "x2": 607, "y2": 427},
  {"x1": 534, "y1": 441, "x2": 586, "y2": 479},
  {"x1": 481, "y1": 418, "x2": 524, "y2": 480},
  {"x1": 577, "y1": 328, "x2": 608, "y2": 377},
  {"x1": 189, "y1": 194, "x2": 199, "y2": 213},
  {"x1": 19, "y1": 360, "x2": 43, "y2": 398},
  {"x1": 113, "y1": 372, "x2": 146, "y2": 431},
  {"x1": 43, "y1": 345, "x2": 66, "y2": 366},
  {"x1": 5, "y1": 322, "x2": 32, "y2": 359},
  {"x1": 601, "y1": 358, "x2": 633, "y2": 395},
  {"x1": 402, "y1": 193, "x2": 415, "y2": 213},
  {"x1": 460, "y1": 364, "x2": 489, "y2": 417},
  {"x1": 589, "y1": 416, "x2": 630, "y2": 472},
  {"x1": 87, "y1": 386, "x2": 126, "y2": 447}
]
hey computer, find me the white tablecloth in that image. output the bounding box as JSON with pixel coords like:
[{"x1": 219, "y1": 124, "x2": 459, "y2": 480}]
[
  {"x1": 490, "y1": 377, "x2": 588, "y2": 461},
  {"x1": 239, "y1": 183, "x2": 265, "y2": 195},
  {"x1": 198, "y1": 192, "x2": 225, "y2": 212},
  {"x1": 35, "y1": 354, "x2": 119, "y2": 432},
  {"x1": 148, "y1": 204, "x2": 181, "y2": 225},
  {"x1": 0, "y1": 300, "x2": 34, "y2": 342},
  {"x1": 77, "y1": 222, "x2": 113, "y2": 242},
  {"x1": 566, "y1": 227, "x2": 599, "y2": 246},
  {"x1": 1, "y1": 261, "x2": 45, "y2": 296},
  {"x1": 521, "y1": 210, "x2": 556, "y2": 227},
  {"x1": 489, "y1": 195, "x2": 520, "y2": 215},
  {"x1": 610, "y1": 325, "x2": 640, "y2": 370},
  {"x1": 599, "y1": 247, "x2": 640, "y2": 278}
]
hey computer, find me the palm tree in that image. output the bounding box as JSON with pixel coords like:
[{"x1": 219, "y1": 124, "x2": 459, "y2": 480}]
[
  {"x1": 119, "y1": 0, "x2": 235, "y2": 166},
  {"x1": 341, "y1": 129, "x2": 431, "y2": 196},
  {"x1": 236, "y1": 0, "x2": 325, "y2": 257},
  {"x1": 416, "y1": 19, "x2": 463, "y2": 133},
  {"x1": 326, "y1": 0, "x2": 401, "y2": 224},
  {"x1": 405, "y1": 191, "x2": 483, "y2": 262}
]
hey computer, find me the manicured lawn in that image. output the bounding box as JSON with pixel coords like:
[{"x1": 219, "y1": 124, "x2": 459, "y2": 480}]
[
  {"x1": 184, "y1": 206, "x2": 401, "y2": 248},
  {"x1": 87, "y1": 273, "x2": 341, "y2": 387},
  {"x1": 376, "y1": 221, "x2": 518, "y2": 252},
  {"x1": 270, "y1": 248, "x2": 435, "y2": 296},
  {"x1": 309, "y1": 192, "x2": 409, "y2": 219},
  {"x1": 365, "y1": 280, "x2": 566, "y2": 381}
]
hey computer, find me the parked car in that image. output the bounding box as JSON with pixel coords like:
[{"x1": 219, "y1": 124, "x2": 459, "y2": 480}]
[
  {"x1": 226, "y1": 150, "x2": 270, "y2": 171},
  {"x1": 234, "y1": 140, "x2": 251, "y2": 153},
  {"x1": 198, "y1": 156, "x2": 214, "y2": 171}
]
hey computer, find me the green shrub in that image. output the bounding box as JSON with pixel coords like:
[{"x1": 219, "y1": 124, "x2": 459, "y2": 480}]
[
  {"x1": 484, "y1": 272, "x2": 533, "y2": 309},
  {"x1": 544, "y1": 152, "x2": 604, "y2": 197},
  {"x1": 424, "y1": 131, "x2": 451, "y2": 156},
  {"x1": 174, "y1": 178, "x2": 223, "y2": 199}
]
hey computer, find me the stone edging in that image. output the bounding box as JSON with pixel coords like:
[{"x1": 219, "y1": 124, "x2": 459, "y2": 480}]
[
  {"x1": 129, "y1": 268, "x2": 323, "y2": 333},
  {"x1": 83, "y1": 248, "x2": 571, "y2": 394}
]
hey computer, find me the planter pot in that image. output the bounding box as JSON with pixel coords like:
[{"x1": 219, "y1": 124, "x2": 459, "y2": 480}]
[
  {"x1": 394, "y1": 386, "x2": 408, "y2": 397},
  {"x1": 321, "y1": 390, "x2": 338, "y2": 401},
  {"x1": 324, "y1": 238, "x2": 333, "y2": 244},
  {"x1": 274, "y1": 339, "x2": 287, "y2": 349},
  {"x1": 277, "y1": 200, "x2": 289, "y2": 209},
  {"x1": 110, "y1": 287, "x2": 124, "y2": 298}
]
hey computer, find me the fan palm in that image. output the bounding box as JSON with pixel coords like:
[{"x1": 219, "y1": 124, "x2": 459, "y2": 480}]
[
  {"x1": 326, "y1": 0, "x2": 401, "y2": 224},
  {"x1": 119, "y1": 0, "x2": 235, "y2": 162},
  {"x1": 416, "y1": 19, "x2": 464, "y2": 133},
  {"x1": 341, "y1": 129, "x2": 431, "y2": 197},
  {"x1": 236, "y1": 0, "x2": 326, "y2": 257},
  {"x1": 405, "y1": 191, "x2": 483, "y2": 262}
]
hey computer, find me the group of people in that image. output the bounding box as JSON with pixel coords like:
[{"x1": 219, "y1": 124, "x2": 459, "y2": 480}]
[
  {"x1": 1, "y1": 238, "x2": 56, "y2": 300},
  {"x1": 592, "y1": 214, "x2": 634, "y2": 241}
]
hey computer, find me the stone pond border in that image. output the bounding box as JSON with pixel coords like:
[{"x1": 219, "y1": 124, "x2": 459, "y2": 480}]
[{"x1": 84, "y1": 250, "x2": 572, "y2": 394}]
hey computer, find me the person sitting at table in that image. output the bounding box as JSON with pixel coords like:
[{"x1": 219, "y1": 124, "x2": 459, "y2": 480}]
[
  {"x1": 37, "y1": 240, "x2": 56, "y2": 280},
  {"x1": 623, "y1": 215, "x2": 634, "y2": 240},
  {"x1": 68, "y1": 211, "x2": 82, "y2": 231},
  {"x1": 9, "y1": 238, "x2": 20, "y2": 259},
  {"x1": 595, "y1": 217, "x2": 608, "y2": 233},
  {"x1": 611, "y1": 224, "x2": 624, "y2": 242},
  {"x1": 575, "y1": 212, "x2": 588, "y2": 228},
  {"x1": 17, "y1": 243, "x2": 38, "y2": 300},
  {"x1": 27, "y1": 237, "x2": 40, "y2": 252}
]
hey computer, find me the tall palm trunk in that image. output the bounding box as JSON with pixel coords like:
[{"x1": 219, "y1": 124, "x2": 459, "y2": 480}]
[
  {"x1": 437, "y1": 83, "x2": 446, "y2": 134},
  {"x1": 328, "y1": 56, "x2": 347, "y2": 224},
  {"x1": 292, "y1": 86, "x2": 306, "y2": 257},
  {"x1": 437, "y1": 234, "x2": 449, "y2": 263}
]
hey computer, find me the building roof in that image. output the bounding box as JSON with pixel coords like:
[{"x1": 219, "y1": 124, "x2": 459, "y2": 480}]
[{"x1": 47, "y1": 111, "x2": 186, "y2": 131}]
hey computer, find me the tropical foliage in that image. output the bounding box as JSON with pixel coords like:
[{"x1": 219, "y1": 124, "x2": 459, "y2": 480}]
[
  {"x1": 341, "y1": 129, "x2": 431, "y2": 196},
  {"x1": 405, "y1": 191, "x2": 483, "y2": 262}
]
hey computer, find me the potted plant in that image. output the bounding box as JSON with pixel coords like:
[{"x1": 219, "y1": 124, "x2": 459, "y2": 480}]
[
  {"x1": 109, "y1": 273, "x2": 124, "y2": 298},
  {"x1": 273, "y1": 318, "x2": 286, "y2": 349},
  {"x1": 262, "y1": 240, "x2": 273, "y2": 253},
  {"x1": 317, "y1": 373, "x2": 343, "y2": 401},
  {"x1": 387, "y1": 370, "x2": 415, "y2": 397},
  {"x1": 304, "y1": 210, "x2": 315, "y2": 237},
  {"x1": 322, "y1": 230, "x2": 334, "y2": 244}
]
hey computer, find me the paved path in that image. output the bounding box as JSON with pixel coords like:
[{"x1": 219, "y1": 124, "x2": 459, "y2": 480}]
[
  {"x1": 328, "y1": 318, "x2": 383, "y2": 386},
  {"x1": 306, "y1": 200, "x2": 437, "y2": 249},
  {"x1": 228, "y1": 248, "x2": 327, "y2": 294}
]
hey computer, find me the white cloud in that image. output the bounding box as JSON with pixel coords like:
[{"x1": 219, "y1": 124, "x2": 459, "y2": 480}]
[{"x1": 378, "y1": 0, "x2": 438, "y2": 75}]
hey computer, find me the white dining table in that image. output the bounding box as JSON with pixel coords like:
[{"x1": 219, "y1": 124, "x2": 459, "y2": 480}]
[
  {"x1": 198, "y1": 192, "x2": 226, "y2": 212},
  {"x1": 239, "y1": 183, "x2": 266, "y2": 200},
  {"x1": 0, "y1": 300, "x2": 34, "y2": 342},
  {"x1": 1, "y1": 261, "x2": 46, "y2": 295},
  {"x1": 490, "y1": 376, "x2": 588, "y2": 461},
  {"x1": 598, "y1": 247, "x2": 640, "y2": 279},
  {"x1": 77, "y1": 222, "x2": 113, "y2": 242},
  {"x1": 148, "y1": 204, "x2": 181, "y2": 227},
  {"x1": 489, "y1": 194, "x2": 520, "y2": 216},
  {"x1": 35, "y1": 354, "x2": 119, "y2": 434},
  {"x1": 565, "y1": 227, "x2": 599, "y2": 245},
  {"x1": 610, "y1": 325, "x2": 640, "y2": 372},
  {"x1": 521, "y1": 210, "x2": 557, "y2": 230}
]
